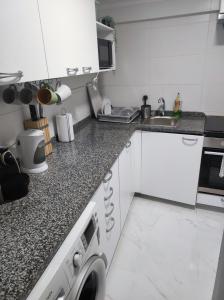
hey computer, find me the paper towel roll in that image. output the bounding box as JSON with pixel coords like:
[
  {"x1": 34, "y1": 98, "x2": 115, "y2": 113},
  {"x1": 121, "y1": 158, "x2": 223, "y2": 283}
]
[{"x1": 56, "y1": 113, "x2": 74, "y2": 142}]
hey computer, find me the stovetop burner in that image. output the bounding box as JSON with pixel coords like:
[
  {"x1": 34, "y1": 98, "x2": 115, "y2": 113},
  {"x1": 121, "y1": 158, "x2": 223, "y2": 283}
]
[{"x1": 205, "y1": 116, "x2": 224, "y2": 137}]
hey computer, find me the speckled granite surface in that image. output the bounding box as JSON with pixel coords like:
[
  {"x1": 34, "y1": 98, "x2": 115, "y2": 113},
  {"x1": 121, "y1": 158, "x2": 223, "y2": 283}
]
[
  {"x1": 0, "y1": 116, "x2": 205, "y2": 300},
  {"x1": 134, "y1": 112, "x2": 205, "y2": 135}
]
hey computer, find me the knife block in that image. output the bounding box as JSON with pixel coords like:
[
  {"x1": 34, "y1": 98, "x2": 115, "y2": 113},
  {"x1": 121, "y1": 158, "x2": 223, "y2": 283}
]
[{"x1": 24, "y1": 118, "x2": 53, "y2": 156}]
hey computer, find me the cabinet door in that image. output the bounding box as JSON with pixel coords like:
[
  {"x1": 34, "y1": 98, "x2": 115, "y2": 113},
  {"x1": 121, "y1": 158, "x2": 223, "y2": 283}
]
[
  {"x1": 130, "y1": 131, "x2": 141, "y2": 194},
  {"x1": 119, "y1": 140, "x2": 134, "y2": 229},
  {"x1": 0, "y1": 0, "x2": 48, "y2": 83},
  {"x1": 38, "y1": 0, "x2": 98, "y2": 79},
  {"x1": 102, "y1": 161, "x2": 121, "y2": 270},
  {"x1": 77, "y1": 0, "x2": 99, "y2": 74},
  {"x1": 94, "y1": 160, "x2": 121, "y2": 270},
  {"x1": 141, "y1": 132, "x2": 203, "y2": 205}
]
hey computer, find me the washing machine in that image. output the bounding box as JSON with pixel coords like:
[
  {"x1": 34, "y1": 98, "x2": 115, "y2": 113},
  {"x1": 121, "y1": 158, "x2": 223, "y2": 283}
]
[{"x1": 27, "y1": 201, "x2": 107, "y2": 300}]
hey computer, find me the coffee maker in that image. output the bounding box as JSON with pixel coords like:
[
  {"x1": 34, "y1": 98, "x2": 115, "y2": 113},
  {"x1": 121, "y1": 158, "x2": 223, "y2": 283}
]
[{"x1": 0, "y1": 148, "x2": 29, "y2": 203}]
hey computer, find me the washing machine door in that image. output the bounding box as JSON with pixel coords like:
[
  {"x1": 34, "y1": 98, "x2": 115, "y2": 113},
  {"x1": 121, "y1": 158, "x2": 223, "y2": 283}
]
[{"x1": 67, "y1": 254, "x2": 107, "y2": 300}]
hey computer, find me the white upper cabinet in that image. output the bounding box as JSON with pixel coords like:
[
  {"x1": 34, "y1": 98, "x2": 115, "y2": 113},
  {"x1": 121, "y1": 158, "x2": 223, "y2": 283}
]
[
  {"x1": 38, "y1": 0, "x2": 99, "y2": 79},
  {"x1": 141, "y1": 132, "x2": 203, "y2": 206},
  {"x1": 0, "y1": 0, "x2": 48, "y2": 84}
]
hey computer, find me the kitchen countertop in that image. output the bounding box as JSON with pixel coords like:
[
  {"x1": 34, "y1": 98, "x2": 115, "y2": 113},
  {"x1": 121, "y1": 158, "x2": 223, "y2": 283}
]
[
  {"x1": 134, "y1": 112, "x2": 205, "y2": 135},
  {"x1": 0, "y1": 114, "x2": 205, "y2": 300}
]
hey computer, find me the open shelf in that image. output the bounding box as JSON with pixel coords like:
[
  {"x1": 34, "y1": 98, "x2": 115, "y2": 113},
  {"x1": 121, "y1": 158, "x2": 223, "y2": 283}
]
[
  {"x1": 99, "y1": 67, "x2": 116, "y2": 73},
  {"x1": 96, "y1": 21, "x2": 114, "y2": 34},
  {"x1": 96, "y1": 21, "x2": 116, "y2": 72}
]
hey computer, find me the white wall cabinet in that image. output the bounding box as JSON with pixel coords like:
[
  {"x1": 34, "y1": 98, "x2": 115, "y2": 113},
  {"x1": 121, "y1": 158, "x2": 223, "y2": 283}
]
[
  {"x1": 0, "y1": 0, "x2": 48, "y2": 84},
  {"x1": 141, "y1": 132, "x2": 203, "y2": 206},
  {"x1": 119, "y1": 139, "x2": 135, "y2": 229},
  {"x1": 38, "y1": 0, "x2": 99, "y2": 79},
  {"x1": 94, "y1": 160, "x2": 121, "y2": 271}
]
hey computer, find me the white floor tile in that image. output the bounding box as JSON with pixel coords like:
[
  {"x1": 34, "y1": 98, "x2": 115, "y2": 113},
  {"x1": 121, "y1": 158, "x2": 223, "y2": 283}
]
[{"x1": 106, "y1": 197, "x2": 224, "y2": 300}]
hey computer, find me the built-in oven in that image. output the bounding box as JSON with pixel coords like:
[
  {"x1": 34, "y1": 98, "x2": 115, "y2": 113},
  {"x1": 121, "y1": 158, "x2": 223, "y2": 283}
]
[{"x1": 199, "y1": 137, "x2": 224, "y2": 196}]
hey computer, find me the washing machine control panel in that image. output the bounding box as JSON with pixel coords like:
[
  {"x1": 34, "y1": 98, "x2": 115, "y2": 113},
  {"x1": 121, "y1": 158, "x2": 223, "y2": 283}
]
[{"x1": 81, "y1": 215, "x2": 97, "y2": 251}]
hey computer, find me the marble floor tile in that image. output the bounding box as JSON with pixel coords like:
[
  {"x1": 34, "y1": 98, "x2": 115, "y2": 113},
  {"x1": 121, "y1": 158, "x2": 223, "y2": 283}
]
[{"x1": 105, "y1": 197, "x2": 224, "y2": 300}]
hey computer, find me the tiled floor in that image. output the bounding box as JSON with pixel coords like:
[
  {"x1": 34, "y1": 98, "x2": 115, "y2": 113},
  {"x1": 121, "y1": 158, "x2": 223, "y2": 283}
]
[{"x1": 105, "y1": 197, "x2": 224, "y2": 300}]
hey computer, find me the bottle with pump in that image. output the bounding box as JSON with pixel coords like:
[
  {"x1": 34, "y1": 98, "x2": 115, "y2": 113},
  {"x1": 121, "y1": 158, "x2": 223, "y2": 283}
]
[{"x1": 173, "y1": 92, "x2": 182, "y2": 118}]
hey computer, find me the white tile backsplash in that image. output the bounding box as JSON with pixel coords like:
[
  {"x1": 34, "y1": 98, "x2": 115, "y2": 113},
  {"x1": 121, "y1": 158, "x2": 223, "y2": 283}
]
[
  {"x1": 0, "y1": 75, "x2": 93, "y2": 146},
  {"x1": 100, "y1": 11, "x2": 224, "y2": 115}
]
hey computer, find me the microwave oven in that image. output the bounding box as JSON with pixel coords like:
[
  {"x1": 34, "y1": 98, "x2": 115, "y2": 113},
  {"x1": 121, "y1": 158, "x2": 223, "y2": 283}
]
[{"x1": 98, "y1": 39, "x2": 113, "y2": 69}]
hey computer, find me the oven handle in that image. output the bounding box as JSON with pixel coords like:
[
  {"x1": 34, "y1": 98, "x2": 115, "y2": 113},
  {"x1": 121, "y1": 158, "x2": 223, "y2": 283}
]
[{"x1": 204, "y1": 151, "x2": 224, "y2": 156}]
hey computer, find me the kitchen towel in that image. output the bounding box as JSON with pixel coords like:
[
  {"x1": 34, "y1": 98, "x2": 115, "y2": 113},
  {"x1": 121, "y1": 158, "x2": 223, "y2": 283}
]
[{"x1": 56, "y1": 113, "x2": 74, "y2": 142}]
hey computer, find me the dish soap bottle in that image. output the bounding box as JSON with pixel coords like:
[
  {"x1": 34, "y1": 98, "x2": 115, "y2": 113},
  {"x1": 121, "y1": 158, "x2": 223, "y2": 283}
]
[{"x1": 173, "y1": 92, "x2": 182, "y2": 118}]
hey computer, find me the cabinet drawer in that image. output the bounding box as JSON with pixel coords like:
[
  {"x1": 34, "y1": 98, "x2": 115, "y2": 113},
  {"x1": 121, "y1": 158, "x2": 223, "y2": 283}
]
[{"x1": 197, "y1": 193, "x2": 224, "y2": 208}]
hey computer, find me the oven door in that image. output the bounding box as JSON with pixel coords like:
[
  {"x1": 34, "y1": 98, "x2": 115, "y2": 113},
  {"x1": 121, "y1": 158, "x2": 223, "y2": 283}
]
[
  {"x1": 67, "y1": 254, "x2": 107, "y2": 300},
  {"x1": 199, "y1": 149, "x2": 224, "y2": 195}
]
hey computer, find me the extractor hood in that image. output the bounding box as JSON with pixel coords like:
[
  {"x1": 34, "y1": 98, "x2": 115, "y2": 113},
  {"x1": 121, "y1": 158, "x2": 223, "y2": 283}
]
[{"x1": 218, "y1": 0, "x2": 224, "y2": 22}]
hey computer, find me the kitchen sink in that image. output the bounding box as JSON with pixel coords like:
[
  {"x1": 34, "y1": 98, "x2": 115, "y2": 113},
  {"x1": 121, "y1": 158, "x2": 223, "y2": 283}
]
[{"x1": 143, "y1": 116, "x2": 178, "y2": 127}]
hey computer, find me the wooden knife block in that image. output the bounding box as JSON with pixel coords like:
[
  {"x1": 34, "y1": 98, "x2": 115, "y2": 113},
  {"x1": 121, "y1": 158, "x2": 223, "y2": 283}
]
[{"x1": 24, "y1": 118, "x2": 53, "y2": 157}]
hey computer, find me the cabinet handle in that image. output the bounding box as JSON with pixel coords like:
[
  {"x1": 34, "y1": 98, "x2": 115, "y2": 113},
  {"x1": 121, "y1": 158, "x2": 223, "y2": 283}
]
[
  {"x1": 125, "y1": 141, "x2": 131, "y2": 148},
  {"x1": 82, "y1": 66, "x2": 92, "y2": 74},
  {"x1": 106, "y1": 217, "x2": 115, "y2": 233},
  {"x1": 56, "y1": 289, "x2": 65, "y2": 300},
  {"x1": 104, "y1": 187, "x2": 113, "y2": 201},
  {"x1": 105, "y1": 203, "x2": 115, "y2": 218},
  {"x1": 103, "y1": 170, "x2": 113, "y2": 183},
  {"x1": 204, "y1": 151, "x2": 224, "y2": 156},
  {"x1": 66, "y1": 68, "x2": 79, "y2": 76},
  {"x1": 0, "y1": 71, "x2": 23, "y2": 82},
  {"x1": 182, "y1": 137, "x2": 198, "y2": 146}
]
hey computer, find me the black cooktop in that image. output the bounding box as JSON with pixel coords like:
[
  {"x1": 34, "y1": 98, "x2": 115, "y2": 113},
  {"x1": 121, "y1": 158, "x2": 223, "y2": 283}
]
[{"x1": 205, "y1": 116, "x2": 224, "y2": 137}]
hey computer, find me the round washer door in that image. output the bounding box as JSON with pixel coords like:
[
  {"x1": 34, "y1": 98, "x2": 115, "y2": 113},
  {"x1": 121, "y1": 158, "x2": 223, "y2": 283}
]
[{"x1": 68, "y1": 255, "x2": 106, "y2": 300}]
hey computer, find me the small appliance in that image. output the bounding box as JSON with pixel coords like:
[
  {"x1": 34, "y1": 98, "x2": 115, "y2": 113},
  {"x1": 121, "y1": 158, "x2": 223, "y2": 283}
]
[
  {"x1": 27, "y1": 201, "x2": 107, "y2": 300},
  {"x1": 56, "y1": 113, "x2": 74, "y2": 142},
  {"x1": 0, "y1": 148, "x2": 30, "y2": 203},
  {"x1": 17, "y1": 129, "x2": 48, "y2": 174},
  {"x1": 98, "y1": 39, "x2": 113, "y2": 69}
]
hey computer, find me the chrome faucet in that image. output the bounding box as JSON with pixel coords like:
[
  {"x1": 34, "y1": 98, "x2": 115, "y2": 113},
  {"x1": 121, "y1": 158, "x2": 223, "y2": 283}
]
[{"x1": 157, "y1": 97, "x2": 166, "y2": 116}]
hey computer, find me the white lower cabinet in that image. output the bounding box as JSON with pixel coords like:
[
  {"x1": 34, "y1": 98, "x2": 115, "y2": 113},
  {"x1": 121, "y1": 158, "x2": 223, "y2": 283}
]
[
  {"x1": 119, "y1": 139, "x2": 135, "y2": 230},
  {"x1": 141, "y1": 132, "x2": 203, "y2": 206},
  {"x1": 197, "y1": 193, "x2": 224, "y2": 208},
  {"x1": 93, "y1": 160, "x2": 121, "y2": 271},
  {"x1": 131, "y1": 131, "x2": 142, "y2": 194}
]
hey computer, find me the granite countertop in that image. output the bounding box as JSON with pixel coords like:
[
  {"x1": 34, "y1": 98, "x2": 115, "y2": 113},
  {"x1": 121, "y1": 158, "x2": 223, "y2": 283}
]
[
  {"x1": 0, "y1": 115, "x2": 205, "y2": 300},
  {"x1": 134, "y1": 112, "x2": 205, "y2": 135}
]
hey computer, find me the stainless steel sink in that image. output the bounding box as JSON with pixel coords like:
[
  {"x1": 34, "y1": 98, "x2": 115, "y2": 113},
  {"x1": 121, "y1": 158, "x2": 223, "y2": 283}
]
[{"x1": 143, "y1": 116, "x2": 178, "y2": 127}]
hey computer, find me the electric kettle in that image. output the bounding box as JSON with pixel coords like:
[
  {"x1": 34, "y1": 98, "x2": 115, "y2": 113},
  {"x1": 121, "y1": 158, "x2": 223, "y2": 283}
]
[{"x1": 17, "y1": 129, "x2": 48, "y2": 174}]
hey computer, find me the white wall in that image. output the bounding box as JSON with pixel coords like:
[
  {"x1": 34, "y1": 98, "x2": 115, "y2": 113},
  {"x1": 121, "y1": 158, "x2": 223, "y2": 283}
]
[
  {"x1": 0, "y1": 74, "x2": 93, "y2": 146},
  {"x1": 98, "y1": 0, "x2": 220, "y2": 24},
  {"x1": 99, "y1": 1, "x2": 224, "y2": 115}
]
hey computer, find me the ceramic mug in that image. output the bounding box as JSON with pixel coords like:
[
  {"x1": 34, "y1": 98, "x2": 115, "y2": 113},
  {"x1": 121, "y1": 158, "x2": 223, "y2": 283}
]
[
  {"x1": 19, "y1": 82, "x2": 38, "y2": 104},
  {"x1": 56, "y1": 84, "x2": 72, "y2": 103},
  {"x1": 2, "y1": 84, "x2": 19, "y2": 104},
  {"x1": 37, "y1": 84, "x2": 59, "y2": 105}
]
